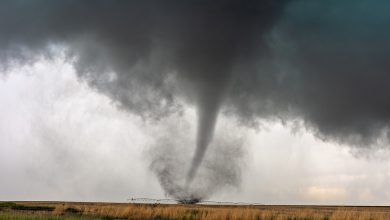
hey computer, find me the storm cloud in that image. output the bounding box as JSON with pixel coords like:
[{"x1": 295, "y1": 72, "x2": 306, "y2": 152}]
[
  {"x1": 226, "y1": 0, "x2": 390, "y2": 147},
  {"x1": 1, "y1": 0, "x2": 390, "y2": 199}
]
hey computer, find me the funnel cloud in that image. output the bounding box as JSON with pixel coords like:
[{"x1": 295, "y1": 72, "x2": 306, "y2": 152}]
[{"x1": 1, "y1": 0, "x2": 390, "y2": 199}]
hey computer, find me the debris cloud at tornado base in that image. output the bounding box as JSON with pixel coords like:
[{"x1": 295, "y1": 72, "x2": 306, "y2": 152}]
[
  {"x1": 147, "y1": 114, "x2": 245, "y2": 201},
  {"x1": 1, "y1": 0, "x2": 390, "y2": 199}
]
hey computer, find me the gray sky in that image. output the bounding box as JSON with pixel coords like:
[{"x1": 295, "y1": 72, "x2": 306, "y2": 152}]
[{"x1": 1, "y1": 55, "x2": 390, "y2": 205}]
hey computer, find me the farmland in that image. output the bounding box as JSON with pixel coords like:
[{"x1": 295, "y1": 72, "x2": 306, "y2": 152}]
[{"x1": 1, "y1": 201, "x2": 390, "y2": 220}]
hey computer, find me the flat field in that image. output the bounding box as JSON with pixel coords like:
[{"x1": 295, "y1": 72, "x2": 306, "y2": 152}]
[{"x1": 1, "y1": 201, "x2": 390, "y2": 220}]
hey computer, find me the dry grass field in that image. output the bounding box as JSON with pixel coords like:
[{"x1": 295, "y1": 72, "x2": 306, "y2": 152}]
[{"x1": 1, "y1": 201, "x2": 390, "y2": 220}]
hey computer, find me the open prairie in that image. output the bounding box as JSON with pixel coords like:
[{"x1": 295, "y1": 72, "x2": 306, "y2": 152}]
[{"x1": 1, "y1": 201, "x2": 390, "y2": 220}]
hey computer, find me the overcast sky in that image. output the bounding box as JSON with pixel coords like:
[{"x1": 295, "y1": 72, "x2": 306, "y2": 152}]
[{"x1": 1, "y1": 55, "x2": 390, "y2": 205}]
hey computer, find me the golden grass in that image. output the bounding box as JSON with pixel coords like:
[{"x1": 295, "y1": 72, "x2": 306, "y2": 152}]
[{"x1": 12, "y1": 201, "x2": 390, "y2": 220}]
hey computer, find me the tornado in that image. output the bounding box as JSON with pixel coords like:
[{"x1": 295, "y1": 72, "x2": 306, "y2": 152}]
[
  {"x1": 187, "y1": 82, "x2": 227, "y2": 183},
  {"x1": 187, "y1": 104, "x2": 219, "y2": 183}
]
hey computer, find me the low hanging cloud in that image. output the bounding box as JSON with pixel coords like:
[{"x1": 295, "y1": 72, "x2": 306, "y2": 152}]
[
  {"x1": 1, "y1": 0, "x2": 390, "y2": 199},
  {"x1": 223, "y1": 0, "x2": 390, "y2": 148}
]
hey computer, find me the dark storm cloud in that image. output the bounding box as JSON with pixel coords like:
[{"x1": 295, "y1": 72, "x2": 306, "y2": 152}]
[
  {"x1": 226, "y1": 0, "x2": 390, "y2": 147},
  {"x1": 1, "y1": 0, "x2": 390, "y2": 198}
]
